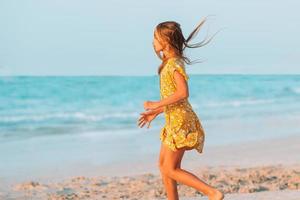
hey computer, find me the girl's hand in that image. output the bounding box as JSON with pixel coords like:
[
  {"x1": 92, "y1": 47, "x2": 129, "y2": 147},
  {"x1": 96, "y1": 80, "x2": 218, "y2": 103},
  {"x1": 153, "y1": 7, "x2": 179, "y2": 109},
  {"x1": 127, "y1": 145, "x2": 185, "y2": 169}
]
[
  {"x1": 143, "y1": 101, "x2": 160, "y2": 110},
  {"x1": 137, "y1": 109, "x2": 158, "y2": 129}
]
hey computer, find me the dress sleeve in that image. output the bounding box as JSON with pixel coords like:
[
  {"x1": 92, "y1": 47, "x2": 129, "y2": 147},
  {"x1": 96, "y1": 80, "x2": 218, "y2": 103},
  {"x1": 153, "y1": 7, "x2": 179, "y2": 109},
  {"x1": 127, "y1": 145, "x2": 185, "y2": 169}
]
[{"x1": 169, "y1": 58, "x2": 189, "y2": 81}]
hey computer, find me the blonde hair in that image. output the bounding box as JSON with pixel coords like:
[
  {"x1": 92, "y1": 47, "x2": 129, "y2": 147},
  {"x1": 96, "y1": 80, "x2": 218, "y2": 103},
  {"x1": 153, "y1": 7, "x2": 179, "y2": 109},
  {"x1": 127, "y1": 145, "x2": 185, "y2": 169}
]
[{"x1": 156, "y1": 16, "x2": 223, "y2": 74}]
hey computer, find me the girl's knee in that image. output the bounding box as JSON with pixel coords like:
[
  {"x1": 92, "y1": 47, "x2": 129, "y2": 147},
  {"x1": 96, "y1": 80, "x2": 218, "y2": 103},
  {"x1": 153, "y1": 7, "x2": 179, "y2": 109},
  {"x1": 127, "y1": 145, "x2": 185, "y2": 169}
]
[{"x1": 160, "y1": 164, "x2": 178, "y2": 177}]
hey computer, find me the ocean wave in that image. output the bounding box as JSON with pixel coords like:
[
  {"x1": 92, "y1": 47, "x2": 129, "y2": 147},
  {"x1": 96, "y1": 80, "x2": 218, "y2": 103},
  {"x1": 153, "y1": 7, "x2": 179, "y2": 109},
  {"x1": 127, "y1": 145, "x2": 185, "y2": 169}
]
[
  {"x1": 0, "y1": 126, "x2": 141, "y2": 141},
  {"x1": 0, "y1": 111, "x2": 139, "y2": 123},
  {"x1": 291, "y1": 86, "x2": 300, "y2": 94},
  {"x1": 205, "y1": 98, "x2": 275, "y2": 108}
]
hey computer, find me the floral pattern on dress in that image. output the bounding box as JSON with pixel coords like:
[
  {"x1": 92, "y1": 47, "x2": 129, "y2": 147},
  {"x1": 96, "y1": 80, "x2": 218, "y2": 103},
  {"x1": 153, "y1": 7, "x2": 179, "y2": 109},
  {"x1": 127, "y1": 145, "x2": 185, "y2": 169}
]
[{"x1": 159, "y1": 57, "x2": 205, "y2": 154}]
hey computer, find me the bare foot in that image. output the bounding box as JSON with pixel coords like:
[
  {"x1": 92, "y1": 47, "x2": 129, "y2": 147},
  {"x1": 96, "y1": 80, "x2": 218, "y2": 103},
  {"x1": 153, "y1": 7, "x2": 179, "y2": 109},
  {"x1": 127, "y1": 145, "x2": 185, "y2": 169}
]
[{"x1": 208, "y1": 189, "x2": 224, "y2": 200}]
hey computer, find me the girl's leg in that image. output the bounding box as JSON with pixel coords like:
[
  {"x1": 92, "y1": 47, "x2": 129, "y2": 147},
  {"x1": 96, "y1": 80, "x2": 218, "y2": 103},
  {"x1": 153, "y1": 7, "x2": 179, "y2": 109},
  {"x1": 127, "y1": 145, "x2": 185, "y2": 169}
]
[
  {"x1": 161, "y1": 145, "x2": 224, "y2": 200},
  {"x1": 159, "y1": 142, "x2": 182, "y2": 200}
]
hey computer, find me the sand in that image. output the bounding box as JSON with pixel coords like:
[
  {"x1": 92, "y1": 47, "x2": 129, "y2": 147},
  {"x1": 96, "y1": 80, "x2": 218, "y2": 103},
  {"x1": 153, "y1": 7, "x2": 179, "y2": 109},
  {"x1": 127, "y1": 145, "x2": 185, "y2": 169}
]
[
  {"x1": 1, "y1": 134, "x2": 300, "y2": 199},
  {"x1": 184, "y1": 190, "x2": 300, "y2": 200}
]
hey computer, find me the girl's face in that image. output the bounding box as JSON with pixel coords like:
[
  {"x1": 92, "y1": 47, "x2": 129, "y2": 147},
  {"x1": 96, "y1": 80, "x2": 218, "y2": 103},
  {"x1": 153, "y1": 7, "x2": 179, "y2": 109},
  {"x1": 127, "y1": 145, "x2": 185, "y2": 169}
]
[{"x1": 153, "y1": 29, "x2": 165, "y2": 53}]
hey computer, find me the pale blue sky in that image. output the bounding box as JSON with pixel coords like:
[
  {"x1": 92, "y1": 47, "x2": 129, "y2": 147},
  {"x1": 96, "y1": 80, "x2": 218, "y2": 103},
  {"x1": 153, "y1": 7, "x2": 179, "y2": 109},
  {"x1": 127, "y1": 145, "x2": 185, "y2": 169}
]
[{"x1": 0, "y1": 0, "x2": 299, "y2": 75}]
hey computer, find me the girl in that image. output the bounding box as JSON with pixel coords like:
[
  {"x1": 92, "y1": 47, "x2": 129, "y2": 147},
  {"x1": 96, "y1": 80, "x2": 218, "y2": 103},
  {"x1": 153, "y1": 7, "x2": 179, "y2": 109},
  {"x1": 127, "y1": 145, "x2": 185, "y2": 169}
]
[{"x1": 138, "y1": 18, "x2": 224, "y2": 200}]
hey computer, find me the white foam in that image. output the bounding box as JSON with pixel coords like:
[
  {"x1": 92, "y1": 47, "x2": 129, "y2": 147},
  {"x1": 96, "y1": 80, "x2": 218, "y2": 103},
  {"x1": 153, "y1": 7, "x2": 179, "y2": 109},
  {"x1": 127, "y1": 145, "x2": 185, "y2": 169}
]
[
  {"x1": 0, "y1": 111, "x2": 139, "y2": 123},
  {"x1": 205, "y1": 98, "x2": 275, "y2": 108}
]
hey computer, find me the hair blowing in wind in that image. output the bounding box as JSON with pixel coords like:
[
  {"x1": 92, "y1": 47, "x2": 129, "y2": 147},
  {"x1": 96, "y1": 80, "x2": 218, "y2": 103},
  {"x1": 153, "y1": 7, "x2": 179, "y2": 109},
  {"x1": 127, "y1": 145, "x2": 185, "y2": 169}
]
[{"x1": 156, "y1": 16, "x2": 224, "y2": 74}]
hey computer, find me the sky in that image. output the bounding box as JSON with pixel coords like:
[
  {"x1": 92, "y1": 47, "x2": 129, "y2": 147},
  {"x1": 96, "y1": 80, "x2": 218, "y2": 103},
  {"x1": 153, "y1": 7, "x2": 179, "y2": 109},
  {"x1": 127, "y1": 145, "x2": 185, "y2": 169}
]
[{"x1": 0, "y1": 0, "x2": 299, "y2": 76}]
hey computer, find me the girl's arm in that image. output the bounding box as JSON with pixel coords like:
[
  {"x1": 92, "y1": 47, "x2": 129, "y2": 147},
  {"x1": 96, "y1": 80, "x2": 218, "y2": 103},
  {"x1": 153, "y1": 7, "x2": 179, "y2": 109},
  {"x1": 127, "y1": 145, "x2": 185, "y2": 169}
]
[
  {"x1": 154, "y1": 106, "x2": 164, "y2": 115},
  {"x1": 156, "y1": 70, "x2": 189, "y2": 109},
  {"x1": 142, "y1": 106, "x2": 164, "y2": 116}
]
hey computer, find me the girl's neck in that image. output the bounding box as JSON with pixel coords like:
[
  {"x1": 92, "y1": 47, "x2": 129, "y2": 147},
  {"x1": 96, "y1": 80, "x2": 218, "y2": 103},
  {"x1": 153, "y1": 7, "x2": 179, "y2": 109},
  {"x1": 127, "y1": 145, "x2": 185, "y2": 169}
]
[{"x1": 163, "y1": 51, "x2": 179, "y2": 60}]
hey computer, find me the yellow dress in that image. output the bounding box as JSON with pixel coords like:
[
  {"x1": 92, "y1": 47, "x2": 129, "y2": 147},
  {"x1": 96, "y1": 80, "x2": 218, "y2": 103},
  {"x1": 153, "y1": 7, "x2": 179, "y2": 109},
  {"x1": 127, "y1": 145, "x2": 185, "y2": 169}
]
[{"x1": 159, "y1": 57, "x2": 205, "y2": 154}]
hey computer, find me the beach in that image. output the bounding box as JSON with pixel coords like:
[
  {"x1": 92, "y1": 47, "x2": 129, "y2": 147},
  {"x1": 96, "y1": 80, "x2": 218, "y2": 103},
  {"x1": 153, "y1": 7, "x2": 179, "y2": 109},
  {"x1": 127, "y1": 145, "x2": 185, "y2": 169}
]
[
  {"x1": 1, "y1": 75, "x2": 300, "y2": 199},
  {"x1": 1, "y1": 0, "x2": 300, "y2": 197},
  {"x1": 1, "y1": 134, "x2": 299, "y2": 199}
]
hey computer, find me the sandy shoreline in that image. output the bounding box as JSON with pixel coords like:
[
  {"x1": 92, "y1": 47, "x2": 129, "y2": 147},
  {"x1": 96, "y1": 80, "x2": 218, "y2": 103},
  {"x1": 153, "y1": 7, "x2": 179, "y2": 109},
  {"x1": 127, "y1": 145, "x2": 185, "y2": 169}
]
[
  {"x1": 183, "y1": 190, "x2": 300, "y2": 200},
  {"x1": 95, "y1": 133, "x2": 300, "y2": 177},
  {"x1": 3, "y1": 164, "x2": 300, "y2": 199},
  {"x1": 1, "y1": 134, "x2": 300, "y2": 199}
]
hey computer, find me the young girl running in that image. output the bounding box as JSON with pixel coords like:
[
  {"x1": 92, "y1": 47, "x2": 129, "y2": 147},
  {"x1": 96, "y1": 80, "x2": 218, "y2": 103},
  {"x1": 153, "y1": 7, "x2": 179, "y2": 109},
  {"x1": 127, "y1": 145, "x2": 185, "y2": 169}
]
[{"x1": 138, "y1": 18, "x2": 224, "y2": 200}]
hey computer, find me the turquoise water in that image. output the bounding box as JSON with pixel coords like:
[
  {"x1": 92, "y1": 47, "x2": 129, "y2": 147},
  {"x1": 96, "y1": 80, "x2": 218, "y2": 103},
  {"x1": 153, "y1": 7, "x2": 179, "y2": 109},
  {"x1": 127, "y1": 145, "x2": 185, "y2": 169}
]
[
  {"x1": 1, "y1": 75, "x2": 299, "y2": 139},
  {"x1": 0, "y1": 75, "x2": 300, "y2": 182}
]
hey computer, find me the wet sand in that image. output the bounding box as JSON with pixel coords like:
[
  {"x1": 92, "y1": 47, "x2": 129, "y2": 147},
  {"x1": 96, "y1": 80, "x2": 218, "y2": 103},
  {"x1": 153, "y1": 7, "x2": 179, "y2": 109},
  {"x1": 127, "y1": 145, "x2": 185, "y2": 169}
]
[{"x1": 1, "y1": 134, "x2": 300, "y2": 199}]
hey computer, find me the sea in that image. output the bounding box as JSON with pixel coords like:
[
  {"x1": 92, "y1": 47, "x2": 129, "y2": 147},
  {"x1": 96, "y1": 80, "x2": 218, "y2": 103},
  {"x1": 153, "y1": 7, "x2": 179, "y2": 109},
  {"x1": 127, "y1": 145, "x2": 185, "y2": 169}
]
[{"x1": 0, "y1": 75, "x2": 299, "y2": 183}]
